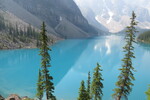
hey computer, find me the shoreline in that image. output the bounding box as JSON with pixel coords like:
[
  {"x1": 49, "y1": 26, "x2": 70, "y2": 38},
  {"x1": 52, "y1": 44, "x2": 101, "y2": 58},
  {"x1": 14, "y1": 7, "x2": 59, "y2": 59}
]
[
  {"x1": 0, "y1": 38, "x2": 62, "y2": 51},
  {"x1": 137, "y1": 38, "x2": 150, "y2": 45},
  {"x1": 0, "y1": 94, "x2": 34, "y2": 100}
]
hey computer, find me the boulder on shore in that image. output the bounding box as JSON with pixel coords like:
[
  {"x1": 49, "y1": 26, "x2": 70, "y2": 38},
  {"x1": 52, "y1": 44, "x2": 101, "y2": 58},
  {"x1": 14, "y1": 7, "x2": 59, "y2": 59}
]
[
  {"x1": 22, "y1": 96, "x2": 33, "y2": 100},
  {"x1": 0, "y1": 94, "x2": 5, "y2": 100},
  {"x1": 5, "y1": 94, "x2": 21, "y2": 100}
]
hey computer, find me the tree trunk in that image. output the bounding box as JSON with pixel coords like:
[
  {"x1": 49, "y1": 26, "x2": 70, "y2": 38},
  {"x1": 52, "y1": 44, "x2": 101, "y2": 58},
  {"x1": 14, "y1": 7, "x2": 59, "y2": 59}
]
[
  {"x1": 46, "y1": 92, "x2": 49, "y2": 100},
  {"x1": 117, "y1": 96, "x2": 121, "y2": 100}
]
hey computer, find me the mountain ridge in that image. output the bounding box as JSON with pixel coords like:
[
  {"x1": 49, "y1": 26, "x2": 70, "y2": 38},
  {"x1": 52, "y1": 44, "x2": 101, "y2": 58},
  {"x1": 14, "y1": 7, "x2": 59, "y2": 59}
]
[
  {"x1": 1, "y1": 0, "x2": 104, "y2": 39},
  {"x1": 0, "y1": 0, "x2": 109, "y2": 49}
]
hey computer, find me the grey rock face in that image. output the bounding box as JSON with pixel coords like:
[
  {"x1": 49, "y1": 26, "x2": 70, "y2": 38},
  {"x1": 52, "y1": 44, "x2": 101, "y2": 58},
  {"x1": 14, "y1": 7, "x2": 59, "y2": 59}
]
[{"x1": 7, "y1": 0, "x2": 99, "y2": 38}]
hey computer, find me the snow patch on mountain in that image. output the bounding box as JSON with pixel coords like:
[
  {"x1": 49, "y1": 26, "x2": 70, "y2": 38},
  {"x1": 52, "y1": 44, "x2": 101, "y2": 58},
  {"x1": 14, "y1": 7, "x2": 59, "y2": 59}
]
[{"x1": 107, "y1": 11, "x2": 114, "y2": 24}]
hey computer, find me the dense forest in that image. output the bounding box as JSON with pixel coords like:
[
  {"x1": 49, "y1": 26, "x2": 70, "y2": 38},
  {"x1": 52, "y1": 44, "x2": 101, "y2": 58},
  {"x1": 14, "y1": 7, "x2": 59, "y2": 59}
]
[
  {"x1": 137, "y1": 30, "x2": 150, "y2": 44},
  {"x1": 0, "y1": 14, "x2": 53, "y2": 49}
]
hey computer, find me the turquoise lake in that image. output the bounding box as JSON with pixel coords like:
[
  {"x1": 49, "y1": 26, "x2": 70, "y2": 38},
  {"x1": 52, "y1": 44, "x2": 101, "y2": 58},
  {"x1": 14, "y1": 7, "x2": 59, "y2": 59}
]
[{"x1": 0, "y1": 35, "x2": 150, "y2": 100}]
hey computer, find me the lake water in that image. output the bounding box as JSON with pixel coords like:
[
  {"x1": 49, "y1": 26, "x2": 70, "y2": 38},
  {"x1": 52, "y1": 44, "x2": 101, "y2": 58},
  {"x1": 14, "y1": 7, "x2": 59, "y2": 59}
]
[{"x1": 0, "y1": 35, "x2": 150, "y2": 100}]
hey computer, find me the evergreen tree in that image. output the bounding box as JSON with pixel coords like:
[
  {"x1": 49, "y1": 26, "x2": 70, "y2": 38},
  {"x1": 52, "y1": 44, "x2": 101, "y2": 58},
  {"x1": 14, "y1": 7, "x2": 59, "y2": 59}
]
[
  {"x1": 36, "y1": 69, "x2": 43, "y2": 100},
  {"x1": 0, "y1": 14, "x2": 5, "y2": 30},
  {"x1": 36, "y1": 33, "x2": 41, "y2": 48},
  {"x1": 112, "y1": 11, "x2": 138, "y2": 100},
  {"x1": 15, "y1": 23, "x2": 19, "y2": 36},
  {"x1": 145, "y1": 85, "x2": 150, "y2": 100},
  {"x1": 91, "y1": 63, "x2": 103, "y2": 100},
  {"x1": 87, "y1": 71, "x2": 91, "y2": 100},
  {"x1": 78, "y1": 80, "x2": 88, "y2": 100},
  {"x1": 39, "y1": 22, "x2": 55, "y2": 100}
]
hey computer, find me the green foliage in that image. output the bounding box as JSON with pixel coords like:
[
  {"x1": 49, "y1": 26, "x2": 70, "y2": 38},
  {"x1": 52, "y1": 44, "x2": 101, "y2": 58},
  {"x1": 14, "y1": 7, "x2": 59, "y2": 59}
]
[
  {"x1": 36, "y1": 69, "x2": 43, "y2": 100},
  {"x1": 112, "y1": 11, "x2": 138, "y2": 100},
  {"x1": 146, "y1": 85, "x2": 150, "y2": 100},
  {"x1": 78, "y1": 80, "x2": 88, "y2": 100},
  {"x1": 138, "y1": 30, "x2": 150, "y2": 44},
  {"x1": 39, "y1": 22, "x2": 55, "y2": 100},
  {"x1": 91, "y1": 63, "x2": 103, "y2": 100},
  {"x1": 87, "y1": 71, "x2": 91, "y2": 100},
  {"x1": 0, "y1": 15, "x2": 6, "y2": 30}
]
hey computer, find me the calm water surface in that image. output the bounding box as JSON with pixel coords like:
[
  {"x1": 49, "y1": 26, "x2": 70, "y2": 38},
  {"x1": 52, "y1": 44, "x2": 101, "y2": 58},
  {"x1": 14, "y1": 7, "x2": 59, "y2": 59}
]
[{"x1": 0, "y1": 35, "x2": 150, "y2": 100}]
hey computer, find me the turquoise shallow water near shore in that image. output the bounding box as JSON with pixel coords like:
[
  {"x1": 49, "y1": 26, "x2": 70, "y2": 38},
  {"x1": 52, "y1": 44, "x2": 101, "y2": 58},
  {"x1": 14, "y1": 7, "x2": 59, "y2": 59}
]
[{"x1": 0, "y1": 35, "x2": 150, "y2": 100}]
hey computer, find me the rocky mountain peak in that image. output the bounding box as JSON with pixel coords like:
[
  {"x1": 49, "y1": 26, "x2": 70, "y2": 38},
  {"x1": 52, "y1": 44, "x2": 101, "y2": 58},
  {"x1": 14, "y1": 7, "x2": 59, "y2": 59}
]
[{"x1": 74, "y1": 0, "x2": 150, "y2": 33}]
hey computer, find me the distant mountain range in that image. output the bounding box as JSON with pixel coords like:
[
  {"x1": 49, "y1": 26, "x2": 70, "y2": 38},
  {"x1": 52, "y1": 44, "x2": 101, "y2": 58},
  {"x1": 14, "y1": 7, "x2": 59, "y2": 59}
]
[
  {"x1": 0, "y1": 0, "x2": 108, "y2": 39},
  {"x1": 0, "y1": 0, "x2": 149, "y2": 39},
  {"x1": 74, "y1": 0, "x2": 150, "y2": 33}
]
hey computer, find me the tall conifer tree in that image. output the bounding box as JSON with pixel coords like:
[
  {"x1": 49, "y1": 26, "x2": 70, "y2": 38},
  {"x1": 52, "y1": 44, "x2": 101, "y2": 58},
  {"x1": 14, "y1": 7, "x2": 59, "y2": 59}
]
[
  {"x1": 78, "y1": 80, "x2": 88, "y2": 100},
  {"x1": 112, "y1": 11, "x2": 138, "y2": 100},
  {"x1": 87, "y1": 71, "x2": 91, "y2": 100},
  {"x1": 91, "y1": 63, "x2": 103, "y2": 100},
  {"x1": 36, "y1": 69, "x2": 43, "y2": 100},
  {"x1": 145, "y1": 85, "x2": 150, "y2": 100},
  {"x1": 39, "y1": 22, "x2": 55, "y2": 100}
]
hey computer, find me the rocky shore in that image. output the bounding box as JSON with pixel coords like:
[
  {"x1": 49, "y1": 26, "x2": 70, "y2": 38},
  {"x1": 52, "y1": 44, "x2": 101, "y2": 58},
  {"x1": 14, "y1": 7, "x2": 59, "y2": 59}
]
[
  {"x1": 0, "y1": 33, "x2": 59, "y2": 50},
  {"x1": 137, "y1": 38, "x2": 150, "y2": 44},
  {"x1": 0, "y1": 94, "x2": 34, "y2": 100}
]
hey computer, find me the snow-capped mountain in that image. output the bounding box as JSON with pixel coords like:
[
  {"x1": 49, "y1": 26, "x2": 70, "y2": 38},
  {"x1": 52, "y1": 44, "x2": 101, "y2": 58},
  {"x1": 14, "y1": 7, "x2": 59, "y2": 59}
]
[{"x1": 74, "y1": 0, "x2": 150, "y2": 33}]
